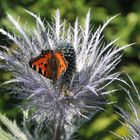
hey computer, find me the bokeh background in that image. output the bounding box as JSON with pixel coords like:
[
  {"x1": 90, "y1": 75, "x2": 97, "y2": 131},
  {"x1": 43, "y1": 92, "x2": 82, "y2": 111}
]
[{"x1": 0, "y1": 0, "x2": 140, "y2": 140}]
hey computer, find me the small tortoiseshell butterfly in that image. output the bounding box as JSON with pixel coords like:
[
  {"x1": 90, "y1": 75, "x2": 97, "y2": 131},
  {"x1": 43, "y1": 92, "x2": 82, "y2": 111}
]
[{"x1": 29, "y1": 50, "x2": 68, "y2": 81}]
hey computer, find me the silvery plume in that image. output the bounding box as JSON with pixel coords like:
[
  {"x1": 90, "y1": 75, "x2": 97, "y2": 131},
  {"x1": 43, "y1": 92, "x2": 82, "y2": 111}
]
[
  {"x1": 117, "y1": 77, "x2": 140, "y2": 140},
  {"x1": 0, "y1": 9, "x2": 131, "y2": 139}
]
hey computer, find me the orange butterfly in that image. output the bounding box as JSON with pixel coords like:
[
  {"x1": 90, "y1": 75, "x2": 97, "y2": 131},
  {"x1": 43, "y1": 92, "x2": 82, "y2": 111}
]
[{"x1": 29, "y1": 50, "x2": 68, "y2": 81}]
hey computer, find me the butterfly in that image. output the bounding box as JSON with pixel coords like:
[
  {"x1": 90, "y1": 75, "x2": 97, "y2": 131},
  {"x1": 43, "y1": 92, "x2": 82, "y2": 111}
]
[{"x1": 29, "y1": 50, "x2": 68, "y2": 81}]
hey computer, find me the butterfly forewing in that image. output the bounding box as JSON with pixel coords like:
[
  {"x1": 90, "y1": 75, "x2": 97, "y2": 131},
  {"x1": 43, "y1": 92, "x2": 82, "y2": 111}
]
[
  {"x1": 55, "y1": 52, "x2": 68, "y2": 80},
  {"x1": 29, "y1": 51, "x2": 52, "y2": 79}
]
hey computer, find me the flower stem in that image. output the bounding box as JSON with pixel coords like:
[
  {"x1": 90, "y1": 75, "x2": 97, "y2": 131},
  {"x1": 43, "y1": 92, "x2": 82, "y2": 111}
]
[{"x1": 53, "y1": 124, "x2": 62, "y2": 140}]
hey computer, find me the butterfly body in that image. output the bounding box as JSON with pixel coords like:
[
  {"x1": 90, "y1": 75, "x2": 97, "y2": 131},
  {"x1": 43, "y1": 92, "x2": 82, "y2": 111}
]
[{"x1": 29, "y1": 50, "x2": 68, "y2": 81}]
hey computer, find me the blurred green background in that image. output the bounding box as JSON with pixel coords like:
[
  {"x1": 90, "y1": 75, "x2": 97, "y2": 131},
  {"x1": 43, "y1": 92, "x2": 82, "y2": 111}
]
[{"x1": 0, "y1": 0, "x2": 140, "y2": 140}]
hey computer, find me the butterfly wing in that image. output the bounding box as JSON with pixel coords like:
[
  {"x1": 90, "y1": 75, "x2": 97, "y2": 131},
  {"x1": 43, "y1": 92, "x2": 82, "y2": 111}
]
[
  {"x1": 29, "y1": 50, "x2": 53, "y2": 79},
  {"x1": 29, "y1": 50, "x2": 68, "y2": 80},
  {"x1": 54, "y1": 52, "x2": 68, "y2": 80}
]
